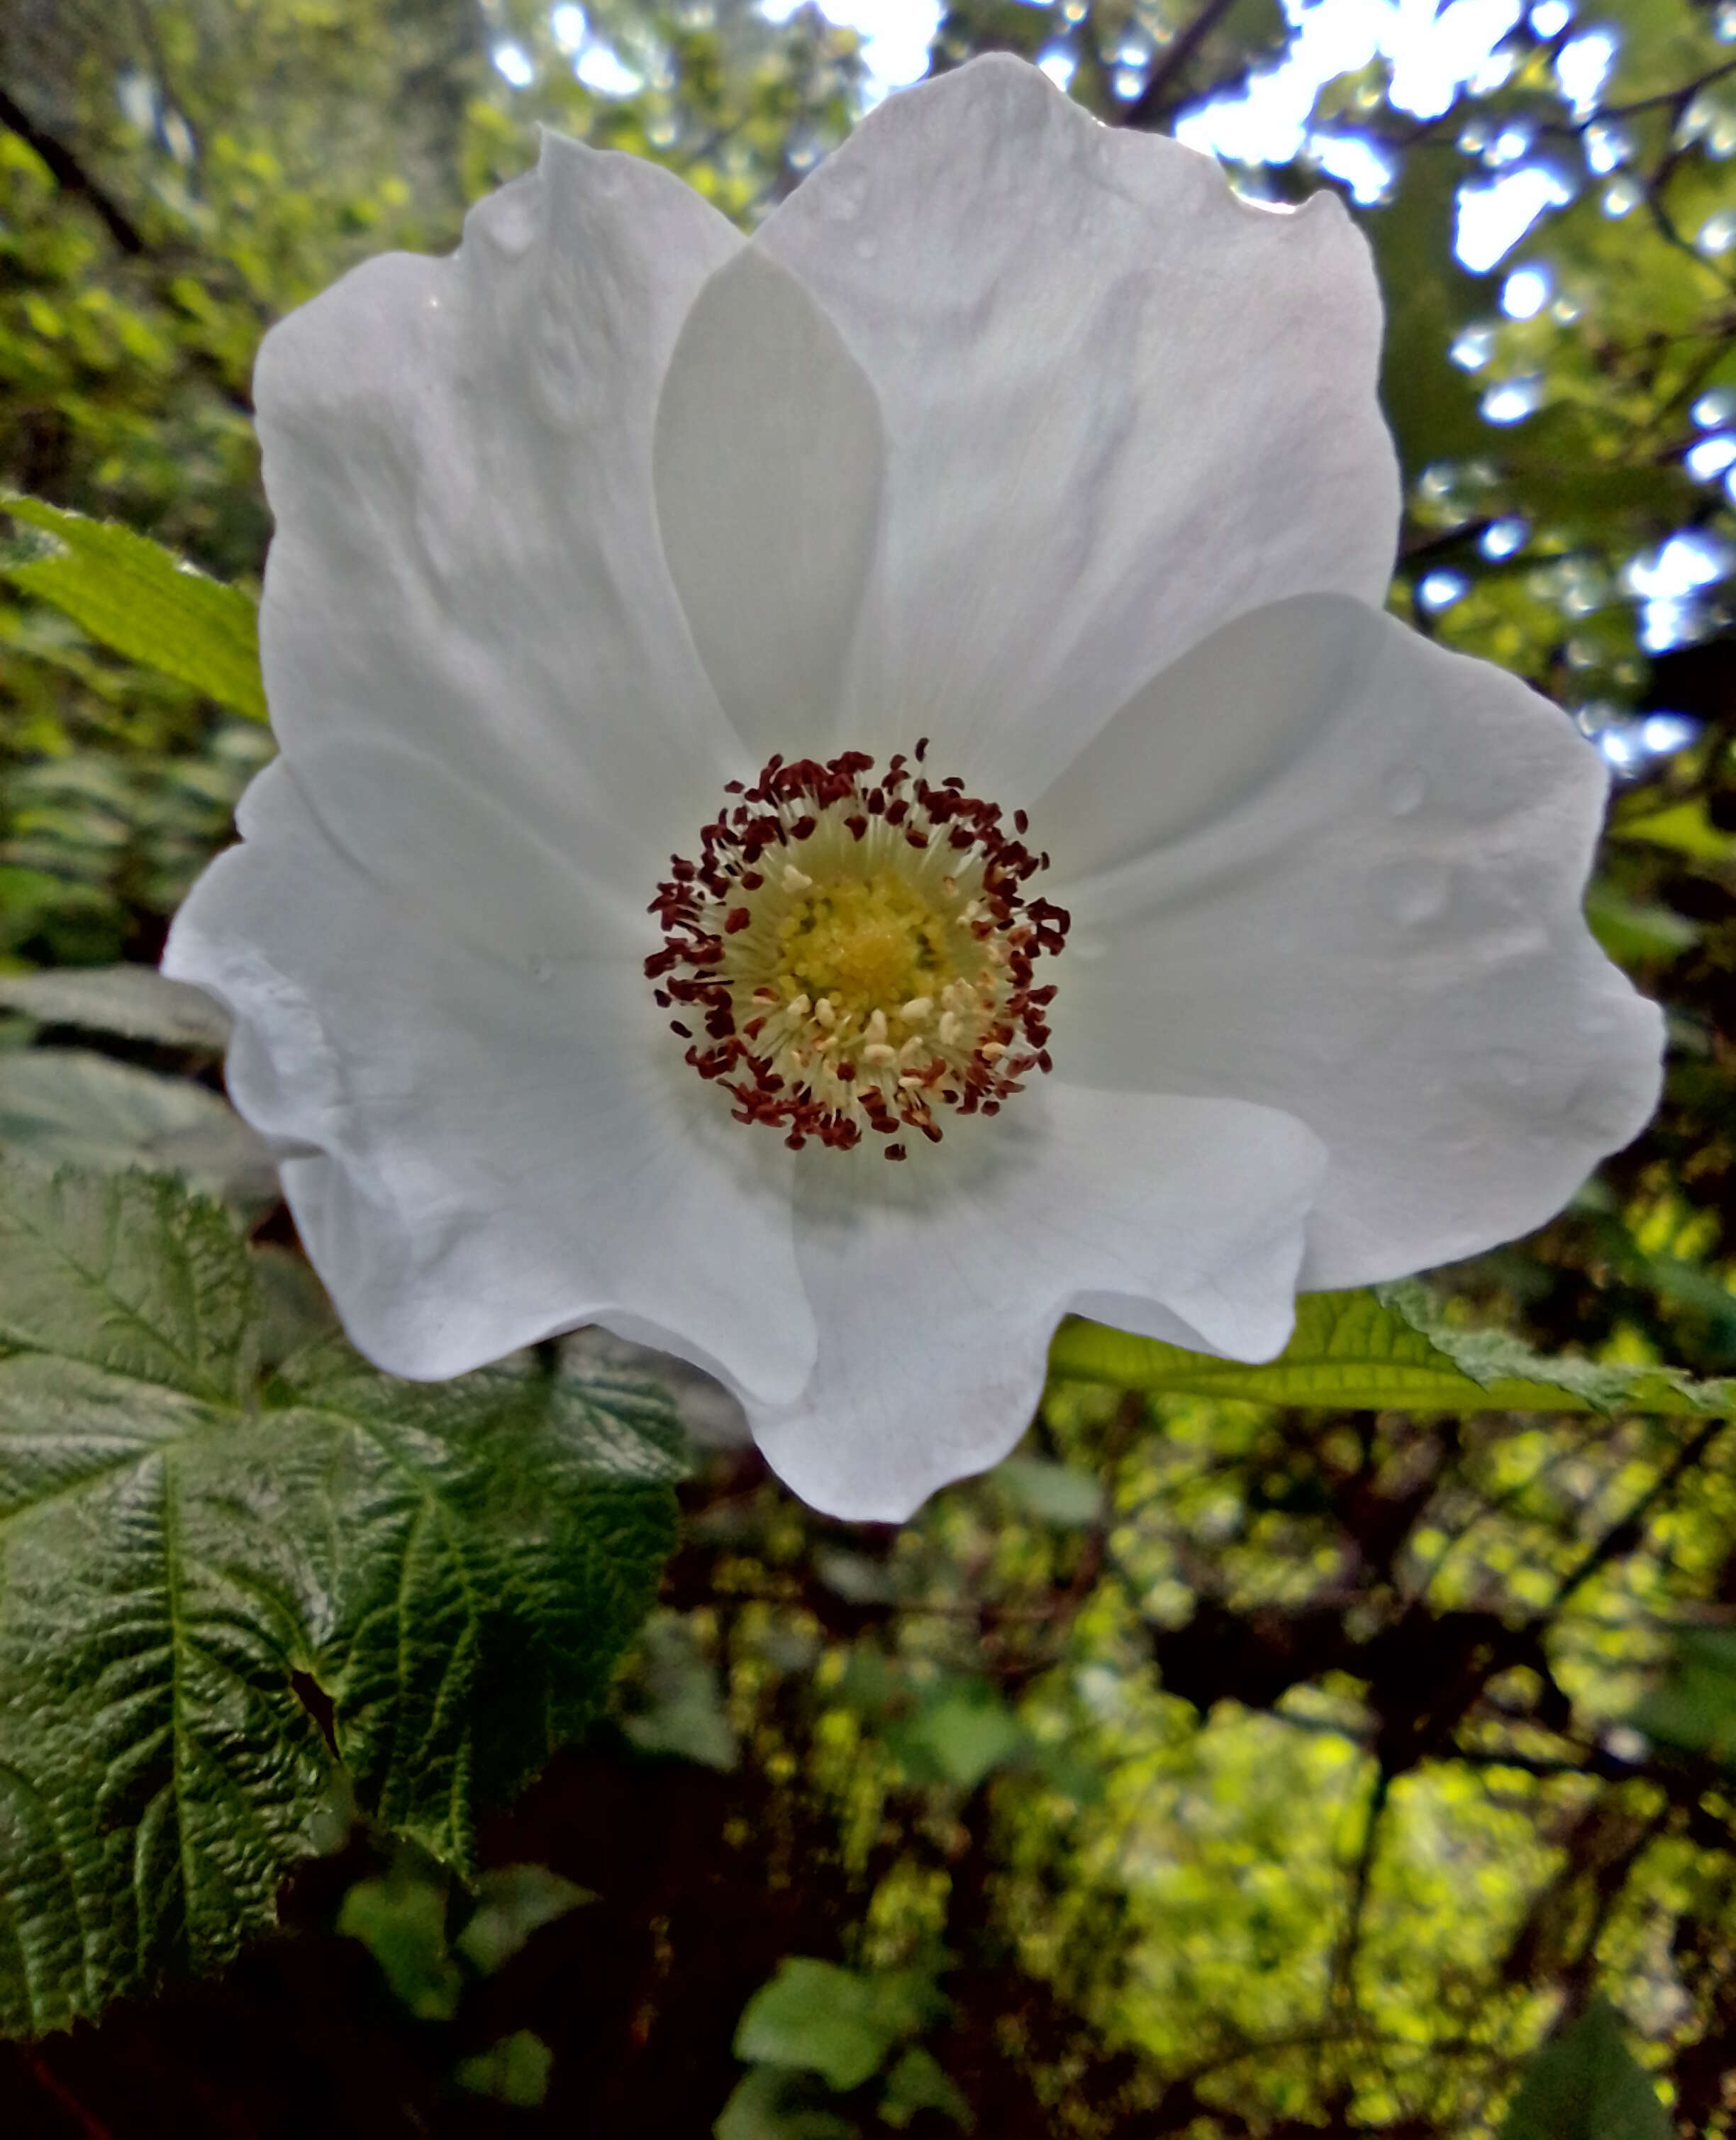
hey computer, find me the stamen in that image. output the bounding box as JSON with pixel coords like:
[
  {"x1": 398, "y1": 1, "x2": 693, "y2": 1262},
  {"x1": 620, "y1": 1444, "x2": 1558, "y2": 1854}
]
[{"x1": 645, "y1": 748, "x2": 1069, "y2": 1157}]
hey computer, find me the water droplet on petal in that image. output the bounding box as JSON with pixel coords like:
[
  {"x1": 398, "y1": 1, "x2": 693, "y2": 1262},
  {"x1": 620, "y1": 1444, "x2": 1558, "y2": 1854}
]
[
  {"x1": 1381, "y1": 766, "x2": 1428, "y2": 817},
  {"x1": 528, "y1": 955, "x2": 554, "y2": 983},
  {"x1": 1491, "y1": 1048, "x2": 1532, "y2": 1088},
  {"x1": 479, "y1": 190, "x2": 538, "y2": 258},
  {"x1": 1372, "y1": 859, "x2": 1450, "y2": 926},
  {"x1": 853, "y1": 233, "x2": 879, "y2": 262}
]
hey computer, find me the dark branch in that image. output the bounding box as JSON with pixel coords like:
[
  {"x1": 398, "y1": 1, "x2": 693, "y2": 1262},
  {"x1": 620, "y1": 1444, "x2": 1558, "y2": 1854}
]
[
  {"x1": 1549, "y1": 1415, "x2": 1730, "y2": 1614},
  {"x1": 1329, "y1": 1763, "x2": 1393, "y2": 2016},
  {"x1": 0, "y1": 85, "x2": 146, "y2": 255},
  {"x1": 1120, "y1": 0, "x2": 1245, "y2": 131}
]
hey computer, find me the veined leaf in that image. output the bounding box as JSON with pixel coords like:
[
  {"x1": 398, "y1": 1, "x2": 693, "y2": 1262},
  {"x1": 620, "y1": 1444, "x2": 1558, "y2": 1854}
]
[
  {"x1": 0, "y1": 1163, "x2": 258, "y2": 1402},
  {"x1": 0, "y1": 1048, "x2": 275, "y2": 1213},
  {"x1": 1, "y1": 494, "x2": 266, "y2": 723},
  {"x1": 0, "y1": 964, "x2": 232, "y2": 1051},
  {"x1": 272, "y1": 1338, "x2": 683, "y2": 1861},
  {"x1": 0, "y1": 1159, "x2": 681, "y2": 2036},
  {"x1": 1047, "y1": 1285, "x2": 1736, "y2": 1417}
]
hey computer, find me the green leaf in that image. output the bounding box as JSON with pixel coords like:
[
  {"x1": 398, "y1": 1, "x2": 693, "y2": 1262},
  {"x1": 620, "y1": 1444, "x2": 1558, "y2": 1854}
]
[
  {"x1": 1631, "y1": 1629, "x2": 1736, "y2": 1762},
  {"x1": 1499, "y1": 1999, "x2": 1671, "y2": 2139},
  {"x1": 337, "y1": 1865, "x2": 462, "y2": 2022},
  {"x1": 1048, "y1": 1285, "x2": 1736, "y2": 1419},
  {"x1": 455, "y1": 2030, "x2": 556, "y2": 2108},
  {"x1": 1362, "y1": 152, "x2": 1489, "y2": 480},
  {"x1": 0, "y1": 965, "x2": 232, "y2": 1050},
  {"x1": 879, "y1": 2046, "x2": 972, "y2": 2131},
  {"x1": 267, "y1": 1338, "x2": 684, "y2": 1867},
  {"x1": 715, "y1": 2066, "x2": 857, "y2": 2140},
  {"x1": 0, "y1": 1048, "x2": 276, "y2": 1212},
  {"x1": 1610, "y1": 797, "x2": 1736, "y2": 865},
  {"x1": 886, "y1": 1687, "x2": 1028, "y2": 1793},
  {"x1": 0, "y1": 1160, "x2": 258, "y2": 1402},
  {"x1": 455, "y1": 1863, "x2": 593, "y2": 1975},
  {"x1": 619, "y1": 1611, "x2": 740, "y2": 1772},
  {"x1": 0, "y1": 1160, "x2": 681, "y2": 2036},
  {"x1": 1, "y1": 495, "x2": 267, "y2": 722},
  {"x1": 992, "y1": 1455, "x2": 1104, "y2": 1529},
  {"x1": 735, "y1": 1959, "x2": 930, "y2": 2092},
  {"x1": 1582, "y1": 881, "x2": 1702, "y2": 966},
  {"x1": 252, "y1": 1245, "x2": 341, "y2": 1369}
]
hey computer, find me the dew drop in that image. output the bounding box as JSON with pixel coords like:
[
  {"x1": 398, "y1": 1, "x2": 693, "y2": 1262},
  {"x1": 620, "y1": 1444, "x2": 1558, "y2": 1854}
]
[
  {"x1": 1491, "y1": 1049, "x2": 1532, "y2": 1089},
  {"x1": 479, "y1": 190, "x2": 538, "y2": 258},
  {"x1": 1371, "y1": 859, "x2": 1450, "y2": 926},
  {"x1": 853, "y1": 233, "x2": 879, "y2": 262},
  {"x1": 1381, "y1": 765, "x2": 1428, "y2": 817},
  {"x1": 528, "y1": 954, "x2": 554, "y2": 984}
]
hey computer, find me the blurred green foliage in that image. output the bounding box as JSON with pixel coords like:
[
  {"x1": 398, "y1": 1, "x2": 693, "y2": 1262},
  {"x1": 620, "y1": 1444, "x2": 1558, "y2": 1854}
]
[{"x1": 6, "y1": 0, "x2": 1736, "y2": 2135}]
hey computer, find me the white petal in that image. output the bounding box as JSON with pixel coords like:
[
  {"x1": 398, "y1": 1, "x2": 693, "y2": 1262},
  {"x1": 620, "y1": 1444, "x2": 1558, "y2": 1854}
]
[
  {"x1": 752, "y1": 1087, "x2": 1325, "y2": 1522},
  {"x1": 753, "y1": 54, "x2": 1400, "y2": 793},
  {"x1": 653, "y1": 247, "x2": 884, "y2": 761},
  {"x1": 165, "y1": 765, "x2": 814, "y2": 1401},
  {"x1": 252, "y1": 132, "x2": 748, "y2": 910},
  {"x1": 1043, "y1": 597, "x2": 1664, "y2": 1290}
]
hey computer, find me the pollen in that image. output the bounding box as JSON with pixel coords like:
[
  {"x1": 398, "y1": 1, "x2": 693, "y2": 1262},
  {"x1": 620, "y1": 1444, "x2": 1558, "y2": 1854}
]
[{"x1": 645, "y1": 747, "x2": 1068, "y2": 1157}]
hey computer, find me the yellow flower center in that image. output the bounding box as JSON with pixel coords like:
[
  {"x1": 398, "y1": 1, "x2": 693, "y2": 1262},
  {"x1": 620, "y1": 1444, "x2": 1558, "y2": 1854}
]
[
  {"x1": 777, "y1": 872, "x2": 952, "y2": 1025},
  {"x1": 647, "y1": 745, "x2": 1068, "y2": 1159}
]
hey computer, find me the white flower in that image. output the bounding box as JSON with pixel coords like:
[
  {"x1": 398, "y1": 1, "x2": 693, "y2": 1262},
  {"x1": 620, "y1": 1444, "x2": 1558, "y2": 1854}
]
[{"x1": 164, "y1": 56, "x2": 1662, "y2": 1522}]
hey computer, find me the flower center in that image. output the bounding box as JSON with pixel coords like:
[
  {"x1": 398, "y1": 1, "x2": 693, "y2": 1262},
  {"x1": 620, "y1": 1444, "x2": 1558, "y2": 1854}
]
[{"x1": 646, "y1": 744, "x2": 1069, "y2": 1160}]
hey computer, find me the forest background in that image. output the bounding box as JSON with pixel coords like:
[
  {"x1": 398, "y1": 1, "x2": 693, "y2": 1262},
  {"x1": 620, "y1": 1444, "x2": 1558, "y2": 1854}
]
[{"x1": 4, "y1": 0, "x2": 1736, "y2": 2133}]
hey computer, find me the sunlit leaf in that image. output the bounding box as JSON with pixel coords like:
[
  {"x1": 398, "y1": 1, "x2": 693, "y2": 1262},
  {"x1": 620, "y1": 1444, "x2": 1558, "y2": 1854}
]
[
  {"x1": 0, "y1": 494, "x2": 266, "y2": 722},
  {"x1": 1611, "y1": 797, "x2": 1736, "y2": 864},
  {"x1": 1048, "y1": 1285, "x2": 1736, "y2": 1416}
]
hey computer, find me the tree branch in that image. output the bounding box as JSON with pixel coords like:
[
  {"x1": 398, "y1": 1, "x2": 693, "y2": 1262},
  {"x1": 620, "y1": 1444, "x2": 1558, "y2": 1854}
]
[
  {"x1": 0, "y1": 85, "x2": 146, "y2": 255},
  {"x1": 1120, "y1": 0, "x2": 1246, "y2": 131}
]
